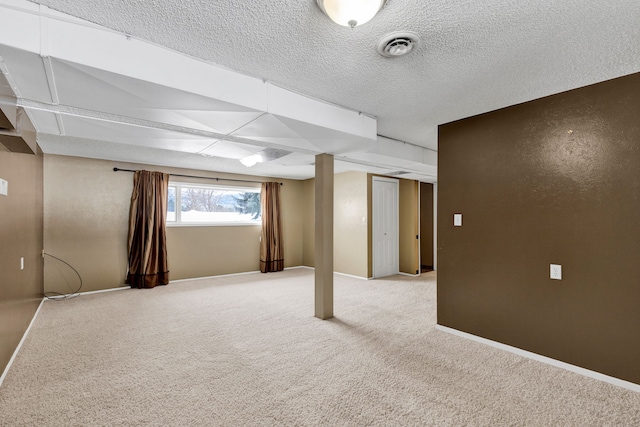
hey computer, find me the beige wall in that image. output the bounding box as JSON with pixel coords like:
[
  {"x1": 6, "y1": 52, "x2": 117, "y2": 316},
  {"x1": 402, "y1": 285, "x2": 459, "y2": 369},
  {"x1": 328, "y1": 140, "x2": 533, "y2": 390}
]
[
  {"x1": 44, "y1": 155, "x2": 130, "y2": 293},
  {"x1": 301, "y1": 178, "x2": 315, "y2": 267},
  {"x1": 301, "y1": 172, "x2": 370, "y2": 278},
  {"x1": 333, "y1": 171, "x2": 369, "y2": 278},
  {"x1": 44, "y1": 155, "x2": 306, "y2": 292},
  {"x1": 279, "y1": 177, "x2": 304, "y2": 268},
  {"x1": 399, "y1": 179, "x2": 419, "y2": 275},
  {"x1": 43, "y1": 154, "x2": 421, "y2": 293},
  {"x1": 367, "y1": 174, "x2": 420, "y2": 277},
  {"x1": 0, "y1": 148, "x2": 43, "y2": 376},
  {"x1": 167, "y1": 224, "x2": 261, "y2": 280}
]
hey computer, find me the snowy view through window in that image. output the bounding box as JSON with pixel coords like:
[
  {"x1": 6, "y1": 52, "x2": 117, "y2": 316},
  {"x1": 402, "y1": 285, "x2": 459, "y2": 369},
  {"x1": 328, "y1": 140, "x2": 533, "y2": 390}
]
[{"x1": 167, "y1": 184, "x2": 261, "y2": 225}]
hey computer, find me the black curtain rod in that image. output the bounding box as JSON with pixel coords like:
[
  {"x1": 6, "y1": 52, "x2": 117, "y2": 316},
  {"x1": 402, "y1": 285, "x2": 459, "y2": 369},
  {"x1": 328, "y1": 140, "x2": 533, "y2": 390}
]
[{"x1": 113, "y1": 168, "x2": 283, "y2": 185}]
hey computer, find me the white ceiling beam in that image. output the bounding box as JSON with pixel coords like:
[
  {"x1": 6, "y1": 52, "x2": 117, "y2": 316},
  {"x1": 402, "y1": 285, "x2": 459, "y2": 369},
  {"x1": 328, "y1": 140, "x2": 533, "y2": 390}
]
[
  {"x1": 341, "y1": 135, "x2": 437, "y2": 168},
  {"x1": 0, "y1": 0, "x2": 40, "y2": 53},
  {"x1": 1, "y1": 1, "x2": 375, "y2": 133},
  {"x1": 1, "y1": 0, "x2": 378, "y2": 145},
  {"x1": 19, "y1": 99, "x2": 322, "y2": 157},
  {"x1": 267, "y1": 84, "x2": 376, "y2": 140}
]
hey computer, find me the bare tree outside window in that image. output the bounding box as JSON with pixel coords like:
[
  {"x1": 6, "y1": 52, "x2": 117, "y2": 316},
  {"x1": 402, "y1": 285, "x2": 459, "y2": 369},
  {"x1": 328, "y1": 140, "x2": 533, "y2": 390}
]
[
  {"x1": 181, "y1": 188, "x2": 230, "y2": 212},
  {"x1": 167, "y1": 184, "x2": 261, "y2": 225}
]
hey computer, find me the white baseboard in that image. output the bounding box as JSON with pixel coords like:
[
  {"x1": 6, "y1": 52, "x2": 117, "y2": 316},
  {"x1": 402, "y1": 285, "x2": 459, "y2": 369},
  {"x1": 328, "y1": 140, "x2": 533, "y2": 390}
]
[
  {"x1": 286, "y1": 265, "x2": 314, "y2": 271},
  {"x1": 0, "y1": 298, "x2": 46, "y2": 387},
  {"x1": 398, "y1": 272, "x2": 421, "y2": 277},
  {"x1": 172, "y1": 266, "x2": 319, "y2": 282},
  {"x1": 46, "y1": 286, "x2": 130, "y2": 299},
  {"x1": 289, "y1": 265, "x2": 370, "y2": 280},
  {"x1": 52, "y1": 267, "x2": 310, "y2": 293},
  {"x1": 435, "y1": 325, "x2": 640, "y2": 393},
  {"x1": 169, "y1": 270, "x2": 262, "y2": 283},
  {"x1": 76, "y1": 286, "x2": 130, "y2": 296},
  {"x1": 334, "y1": 271, "x2": 369, "y2": 280}
]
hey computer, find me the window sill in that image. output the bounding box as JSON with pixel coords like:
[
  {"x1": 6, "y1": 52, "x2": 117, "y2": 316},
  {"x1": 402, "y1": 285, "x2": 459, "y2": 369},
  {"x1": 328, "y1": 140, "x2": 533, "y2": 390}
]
[{"x1": 166, "y1": 222, "x2": 261, "y2": 227}]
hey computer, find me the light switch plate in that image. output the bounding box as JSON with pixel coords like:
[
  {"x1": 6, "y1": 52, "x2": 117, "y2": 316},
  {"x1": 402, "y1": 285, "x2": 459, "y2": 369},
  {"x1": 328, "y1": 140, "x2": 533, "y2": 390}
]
[
  {"x1": 0, "y1": 178, "x2": 7, "y2": 196},
  {"x1": 453, "y1": 213, "x2": 462, "y2": 226},
  {"x1": 550, "y1": 264, "x2": 562, "y2": 280}
]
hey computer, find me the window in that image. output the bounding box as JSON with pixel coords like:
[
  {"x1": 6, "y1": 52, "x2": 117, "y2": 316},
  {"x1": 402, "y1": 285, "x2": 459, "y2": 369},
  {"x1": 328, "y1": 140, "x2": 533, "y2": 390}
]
[{"x1": 167, "y1": 183, "x2": 261, "y2": 226}]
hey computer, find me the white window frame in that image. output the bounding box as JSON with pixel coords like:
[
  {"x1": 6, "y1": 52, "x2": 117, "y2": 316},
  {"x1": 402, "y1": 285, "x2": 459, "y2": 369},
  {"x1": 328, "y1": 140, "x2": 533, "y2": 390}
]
[{"x1": 167, "y1": 181, "x2": 262, "y2": 227}]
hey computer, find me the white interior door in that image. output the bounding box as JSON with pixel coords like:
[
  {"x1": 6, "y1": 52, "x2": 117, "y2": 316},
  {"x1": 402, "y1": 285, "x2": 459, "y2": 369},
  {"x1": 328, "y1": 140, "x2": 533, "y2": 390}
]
[{"x1": 373, "y1": 177, "x2": 399, "y2": 278}]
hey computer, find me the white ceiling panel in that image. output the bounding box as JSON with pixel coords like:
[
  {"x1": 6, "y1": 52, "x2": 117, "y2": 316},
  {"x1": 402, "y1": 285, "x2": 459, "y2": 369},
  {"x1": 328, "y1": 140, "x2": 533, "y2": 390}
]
[
  {"x1": 0, "y1": 45, "x2": 52, "y2": 102},
  {"x1": 267, "y1": 152, "x2": 315, "y2": 167},
  {"x1": 198, "y1": 140, "x2": 263, "y2": 160},
  {"x1": 24, "y1": 0, "x2": 639, "y2": 149},
  {"x1": 3, "y1": 0, "x2": 639, "y2": 180},
  {"x1": 230, "y1": 113, "x2": 318, "y2": 152},
  {"x1": 49, "y1": 59, "x2": 265, "y2": 134},
  {"x1": 273, "y1": 115, "x2": 374, "y2": 154},
  {"x1": 0, "y1": 0, "x2": 40, "y2": 53},
  {"x1": 24, "y1": 109, "x2": 60, "y2": 134},
  {"x1": 267, "y1": 84, "x2": 376, "y2": 140},
  {"x1": 36, "y1": 133, "x2": 314, "y2": 179},
  {"x1": 345, "y1": 152, "x2": 420, "y2": 170},
  {"x1": 0, "y1": 68, "x2": 14, "y2": 97},
  {"x1": 334, "y1": 159, "x2": 393, "y2": 175},
  {"x1": 231, "y1": 113, "x2": 375, "y2": 155},
  {"x1": 60, "y1": 116, "x2": 216, "y2": 153}
]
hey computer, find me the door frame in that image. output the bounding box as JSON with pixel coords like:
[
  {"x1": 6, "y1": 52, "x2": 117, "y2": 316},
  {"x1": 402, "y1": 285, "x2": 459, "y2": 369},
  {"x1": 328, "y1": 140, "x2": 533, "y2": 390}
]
[{"x1": 372, "y1": 176, "x2": 399, "y2": 278}]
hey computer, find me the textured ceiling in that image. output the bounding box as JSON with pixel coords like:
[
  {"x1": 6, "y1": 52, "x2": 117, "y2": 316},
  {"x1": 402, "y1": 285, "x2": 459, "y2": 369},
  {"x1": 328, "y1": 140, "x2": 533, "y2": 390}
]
[
  {"x1": 1, "y1": 0, "x2": 638, "y2": 181},
  {"x1": 27, "y1": 0, "x2": 640, "y2": 151}
]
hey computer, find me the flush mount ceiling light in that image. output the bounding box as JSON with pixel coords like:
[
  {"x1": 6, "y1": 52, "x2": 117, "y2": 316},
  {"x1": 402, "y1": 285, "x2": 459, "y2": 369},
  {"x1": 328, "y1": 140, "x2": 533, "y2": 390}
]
[
  {"x1": 239, "y1": 148, "x2": 292, "y2": 167},
  {"x1": 317, "y1": 0, "x2": 387, "y2": 28},
  {"x1": 377, "y1": 31, "x2": 421, "y2": 57},
  {"x1": 239, "y1": 153, "x2": 263, "y2": 167}
]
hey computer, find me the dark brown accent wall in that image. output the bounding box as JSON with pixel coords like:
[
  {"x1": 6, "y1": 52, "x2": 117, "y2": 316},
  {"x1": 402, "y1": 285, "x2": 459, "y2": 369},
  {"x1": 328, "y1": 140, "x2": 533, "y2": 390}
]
[
  {"x1": 438, "y1": 72, "x2": 640, "y2": 385},
  {"x1": 0, "y1": 148, "x2": 44, "y2": 376}
]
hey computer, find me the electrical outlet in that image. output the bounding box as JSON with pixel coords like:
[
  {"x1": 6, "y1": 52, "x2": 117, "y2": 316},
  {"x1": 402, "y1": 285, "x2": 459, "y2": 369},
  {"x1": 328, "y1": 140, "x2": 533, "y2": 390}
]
[
  {"x1": 550, "y1": 264, "x2": 562, "y2": 280},
  {"x1": 453, "y1": 213, "x2": 462, "y2": 226}
]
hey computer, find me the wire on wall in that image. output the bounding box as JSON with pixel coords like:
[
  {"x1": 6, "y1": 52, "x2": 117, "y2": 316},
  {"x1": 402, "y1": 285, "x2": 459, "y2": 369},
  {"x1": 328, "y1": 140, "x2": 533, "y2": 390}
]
[{"x1": 43, "y1": 253, "x2": 83, "y2": 300}]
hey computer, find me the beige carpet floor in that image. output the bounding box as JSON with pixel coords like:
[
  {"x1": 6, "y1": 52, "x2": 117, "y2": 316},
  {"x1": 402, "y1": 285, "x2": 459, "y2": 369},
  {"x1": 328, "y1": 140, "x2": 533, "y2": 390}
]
[{"x1": 1, "y1": 269, "x2": 639, "y2": 426}]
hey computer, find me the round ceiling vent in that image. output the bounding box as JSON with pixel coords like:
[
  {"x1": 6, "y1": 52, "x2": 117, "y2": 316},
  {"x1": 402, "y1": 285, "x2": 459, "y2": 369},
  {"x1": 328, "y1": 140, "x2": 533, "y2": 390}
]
[{"x1": 377, "y1": 31, "x2": 420, "y2": 58}]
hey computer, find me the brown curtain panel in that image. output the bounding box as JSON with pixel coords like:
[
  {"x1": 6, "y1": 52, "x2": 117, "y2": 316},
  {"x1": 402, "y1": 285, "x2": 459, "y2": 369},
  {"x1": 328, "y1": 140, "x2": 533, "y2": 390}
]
[
  {"x1": 126, "y1": 170, "x2": 170, "y2": 288},
  {"x1": 260, "y1": 182, "x2": 284, "y2": 273}
]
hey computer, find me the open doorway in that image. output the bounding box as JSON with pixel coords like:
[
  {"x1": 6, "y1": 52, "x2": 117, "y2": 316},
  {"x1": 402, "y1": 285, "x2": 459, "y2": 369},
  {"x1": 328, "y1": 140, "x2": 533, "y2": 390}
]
[{"x1": 420, "y1": 182, "x2": 434, "y2": 273}]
